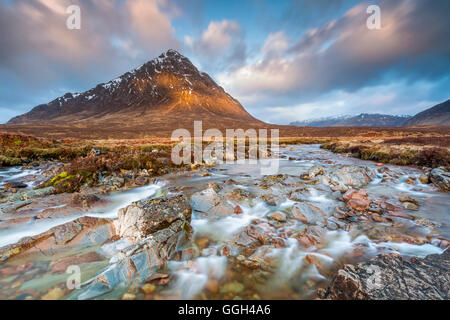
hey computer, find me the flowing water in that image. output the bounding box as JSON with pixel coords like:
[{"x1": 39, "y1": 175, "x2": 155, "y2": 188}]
[{"x1": 0, "y1": 145, "x2": 448, "y2": 300}]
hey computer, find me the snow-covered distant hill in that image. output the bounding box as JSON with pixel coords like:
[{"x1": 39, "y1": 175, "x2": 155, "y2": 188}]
[{"x1": 290, "y1": 113, "x2": 412, "y2": 127}]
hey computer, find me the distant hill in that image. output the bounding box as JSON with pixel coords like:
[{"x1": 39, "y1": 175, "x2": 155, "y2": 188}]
[
  {"x1": 290, "y1": 113, "x2": 411, "y2": 127},
  {"x1": 403, "y1": 100, "x2": 450, "y2": 126}
]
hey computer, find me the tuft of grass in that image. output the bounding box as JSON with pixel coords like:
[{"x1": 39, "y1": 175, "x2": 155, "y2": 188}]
[{"x1": 322, "y1": 141, "x2": 449, "y2": 168}]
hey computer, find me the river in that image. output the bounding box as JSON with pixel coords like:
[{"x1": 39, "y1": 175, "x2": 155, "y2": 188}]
[{"x1": 0, "y1": 144, "x2": 448, "y2": 300}]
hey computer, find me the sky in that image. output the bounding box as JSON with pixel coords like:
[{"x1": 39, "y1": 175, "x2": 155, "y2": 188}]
[{"x1": 0, "y1": 0, "x2": 449, "y2": 124}]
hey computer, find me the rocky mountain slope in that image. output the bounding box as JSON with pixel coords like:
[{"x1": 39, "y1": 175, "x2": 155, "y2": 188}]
[
  {"x1": 290, "y1": 113, "x2": 411, "y2": 127},
  {"x1": 8, "y1": 50, "x2": 262, "y2": 131},
  {"x1": 403, "y1": 100, "x2": 450, "y2": 126}
]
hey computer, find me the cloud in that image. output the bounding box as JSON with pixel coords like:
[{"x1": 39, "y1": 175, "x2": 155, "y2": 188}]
[
  {"x1": 219, "y1": 0, "x2": 450, "y2": 103},
  {"x1": 0, "y1": 0, "x2": 181, "y2": 78},
  {"x1": 246, "y1": 77, "x2": 450, "y2": 124},
  {"x1": 0, "y1": 0, "x2": 182, "y2": 122},
  {"x1": 184, "y1": 19, "x2": 246, "y2": 72},
  {"x1": 192, "y1": 20, "x2": 241, "y2": 55},
  {"x1": 261, "y1": 31, "x2": 289, "y2": 58}
]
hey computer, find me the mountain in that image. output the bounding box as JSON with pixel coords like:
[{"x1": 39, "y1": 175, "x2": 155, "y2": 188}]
[
  {"x1": 8, "y1": 50, "x2": 262, "y2": 133},
  {"x1": 403, "y1": 100, "x2": 450, "y2": 126},
  {"x1": 290, "y1": 113, "x2": 411, "y2": 127}
]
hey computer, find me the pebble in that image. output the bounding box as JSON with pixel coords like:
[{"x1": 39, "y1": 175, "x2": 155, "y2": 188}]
[
  {"x1": 41, "y1": 287, "x2": 65, "y2": 300},
  {"x1": 122, "y1": 293, "x2": 136, "y2": 300}
]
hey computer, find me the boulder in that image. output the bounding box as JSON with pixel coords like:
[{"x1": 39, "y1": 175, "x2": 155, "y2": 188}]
[
  {"x1": 343, "y1": 189, "x2": 370, "y2": 212},
  {"x1": 191, "y1": 188, "x2": 234, "y2": 218},
  {"x1": 3, "y1": 181, "x2": 27, "y2": 189},
  {"x1": 115, "y1": 194, "x2": 191, "y2": 242},
  {"x1": 322, "y1": 165, "x2": 373, "y2": 192},
  {"x1": 430, "y1": 168, "x2": 450, "y2": 192},
  {"x1": 290, "y1": 202, "x2": 327, "y2": 226},
  {"x1": 300, "y1": 166, "x2": 324, "y2": 180},
  {"x1": 419, "y1": 174, "x2": 429, "y2": 184},
  {"x1": 398, "y1": 196, "x2": 421, "y2": 206},
  {"x1": 267, "y1": 212, "x2": 287, "y2": 222},
  {"x1": 78, "y1": 195, "x2": 193, "y2": 299},
  {"x1": 0, "y1": 216, "x2": 113, "y2": 262},
  {"x1": 321, "y1": 249, "x2": 449, "y2": 300},
  {"x1": 5, "y1": 186, "x2": 54, "y2": 202}
]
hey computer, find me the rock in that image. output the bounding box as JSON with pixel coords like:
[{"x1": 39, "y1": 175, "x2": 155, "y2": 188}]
[
  {"x1": 101, "y1": 175, "x2": 125, "y2": 189},
  {"x1": 191, "y1": 188, "x2": 234, "y2": 217},
  {"x1": 53, "y1": 222, "x2": 83, "y2": 244},
  {"x1": 288, "y1": 187, "x2": 307, "y2": 201},
  {"x1": 122, "y1": 293, "x2": 136, "y2": 300},
  {"x1": 375, "y1": 163, "x2": 384, "y2": 167},
  {"x1": 300, "y1": 166, "x2": 324, "y2": 180},
  {"x1": 402, "y1": 202, "x2": 419, "y2": 211},
  {"x1": 267, "y1": 212, "x2": 287, "y2": 222},
  {"x1": 234, "y1": 205, "x2": 243, "y2": 214},
  {"x1": 388, "y1": 210, "x2": 414, "y2": 220},
  {"x1": 6, "y1": 187, "x2": 55, "y2": 202},
  {"x1": 220, "y1": 281, "x2": 244, "y2": 295},
  {"x1": 71, "y1": 193, "x2": 102, "y2": 208},
  {"x1": 430, "y1": 168, "x2": 450, "y2": 192},
  {"x1": 0, "y1": 216, "x2": 113, "y2": 263},
  {"x1": 115, "y1": 194, "x2": 191, "y2": 242},
  {"x1": 3, "y1": 181, "x2": 27, "y2": 189},
  {"x1": 347, "y1": 199, "x2": 371, "y2": 212},
  {"x1": 370, "y1": 213, "x2": 389, "y2": 223},
  {"x1": 322, "y1": 249, "x2": 449, "y2": 300},
  {"x1": 261, "y1": 194, "x2": 278, "y2": 206},
  {"x1": 16, "y1": 261, "x2": 34, "y2": 273},
  {"x1": 50, "y1": 252, "x2": 104, "y2": 274},
  {"x1": 0, "y1": 266, "x2": 18, "y2": 276},
  {"x1": 432, "y1": 239, "x2": 450, "y2": 250},
  {"x1": 77, "y1": 195, "x2": 192, "y2": 299},
  {"x1": 398, "y1": 196, "x2": 421, "y2": 206},
  {"x1": 229, "y1": 188, "x2": 251, "y2": 200},
  {"x1": 205, "y1": 279, "x2": 220, "y2": 293},
  {"x1": 419, "y1": 174, "x2": 429, "y2": 184},
  {"x1": 343, "y1": 189, "x2": 367, "y2": 202},
  {"x1": 41, "y1": 287, "x2": 65, "y2": 300},
  {"x1": 141, "y1": 283, "x2": 156, "y2": 294},
  {"x1": 135, "y1": 176, "x2": 149, "y2": 186},
  {"x1": 343, "y1": 189, "x2": 370, "y2": 212},
  {"x1": 323, "y1": 165, "x2": 373, "y2": 192},
  {"x1": 290, "y1": 202, "x2": 326, "y2": 226},
  {"x1": 0, "y1": 200, "x2": 32, "y2": 214}
]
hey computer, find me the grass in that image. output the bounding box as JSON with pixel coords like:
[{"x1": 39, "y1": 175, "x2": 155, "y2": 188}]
[{"x1": 322, "y1": 138, "x2": 450, "y2": 168}]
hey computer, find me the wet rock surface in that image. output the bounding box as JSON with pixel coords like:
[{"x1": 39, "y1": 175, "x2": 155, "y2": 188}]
[
  {"x1": 321, "y1": 249, "x2": 449, "y2": 300},
  {"x1": 430, "y1": 168, "x2": 450, "y2": 192},
  {"x1": 76, "y1": 194, "x2": 192, "y2": 299},
  {"x1": 115, "y1": 194, "x2": 191, "y2": 242}
]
